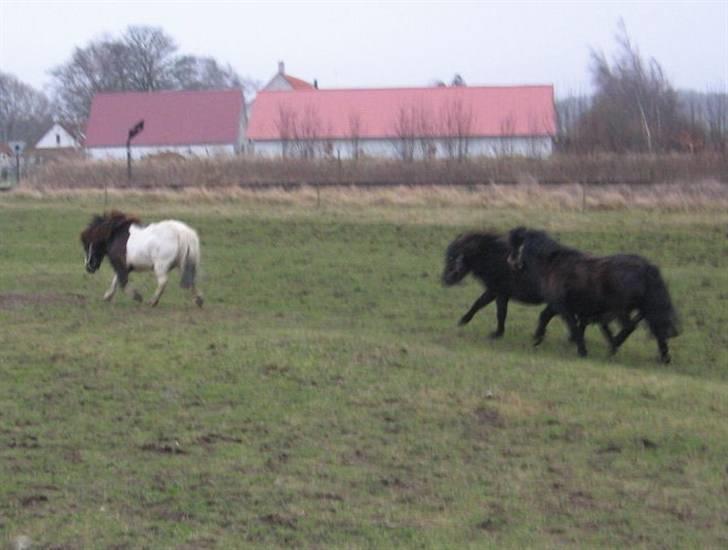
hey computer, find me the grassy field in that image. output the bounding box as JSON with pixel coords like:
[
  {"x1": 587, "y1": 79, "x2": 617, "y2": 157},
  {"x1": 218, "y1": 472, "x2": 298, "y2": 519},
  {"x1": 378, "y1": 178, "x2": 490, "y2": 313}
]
[{"x1": 1, "y1": 191, "x2": 727, "y2": 548}]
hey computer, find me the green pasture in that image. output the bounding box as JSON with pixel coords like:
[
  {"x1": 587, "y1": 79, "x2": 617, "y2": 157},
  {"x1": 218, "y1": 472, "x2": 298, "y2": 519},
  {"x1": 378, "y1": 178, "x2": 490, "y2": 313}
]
[{"x1": 1, "y1": 194, "x2": 727, "y2": 548}]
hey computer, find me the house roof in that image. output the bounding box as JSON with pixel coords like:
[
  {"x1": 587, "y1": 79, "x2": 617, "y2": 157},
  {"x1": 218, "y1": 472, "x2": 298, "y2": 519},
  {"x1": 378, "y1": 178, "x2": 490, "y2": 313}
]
[
  {"x1": 247, "y1": 85, "x2": 555, "y2": 140},
  {"x1": 85, "y1": 89, "x2": 244, "y2": 147},
  {"x1": 283, "y1": 74, "x2": 315, "y2": 90}
]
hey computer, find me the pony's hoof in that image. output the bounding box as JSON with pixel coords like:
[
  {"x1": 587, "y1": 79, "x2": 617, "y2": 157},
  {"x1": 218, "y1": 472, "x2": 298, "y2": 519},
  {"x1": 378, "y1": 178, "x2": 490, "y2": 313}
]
[
  {"x1": 458, "y1": 317, "x2": 470, "y2": 326},
  {"x1": 195, "y1": 296, "x2": 204, "y2": 308},
  {"x1": 489, "y1": 331, "x2": 504, "y2": 340},
  {"x1": 532, "y1": 335, "x2": 544, "y2": 347},
  {"x1": 660, "y1": 353, "x2": 671, "y2": 364},
  {"x1": 147, "y1": 300, "x2": 159, "y2": 307},
  {"x1": 132, "y1": 291, "x2": 143, "y2": 303},
  {"x1": 103, "y1": 294, "x2": 113, "y2": 302},
  {"x1": 578, "y1": 349, "x2": 588, "y2": 358}
]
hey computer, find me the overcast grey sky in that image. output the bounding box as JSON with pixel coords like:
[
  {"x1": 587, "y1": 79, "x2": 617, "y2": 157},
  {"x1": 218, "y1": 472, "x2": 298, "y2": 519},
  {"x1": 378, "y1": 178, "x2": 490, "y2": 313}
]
[{"x1": 1, "y1": 0, "x2": 726, "y2": 97}]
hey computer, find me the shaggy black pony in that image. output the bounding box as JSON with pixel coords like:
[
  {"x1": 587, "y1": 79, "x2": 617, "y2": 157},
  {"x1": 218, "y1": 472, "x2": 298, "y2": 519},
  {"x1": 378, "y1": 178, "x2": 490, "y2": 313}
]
[
  {"x1": 442, "y1": 231, "x2": 562, "y2": 340},
  {"x1": 508, "y1": 227, "x2": 679, "y2": 363}
]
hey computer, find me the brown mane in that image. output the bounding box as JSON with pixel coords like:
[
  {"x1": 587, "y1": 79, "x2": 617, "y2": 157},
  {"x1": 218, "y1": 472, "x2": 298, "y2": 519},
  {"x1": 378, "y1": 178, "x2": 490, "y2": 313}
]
[{"x1": 80, "y1": 210, "x2": 141, "y2": 246}]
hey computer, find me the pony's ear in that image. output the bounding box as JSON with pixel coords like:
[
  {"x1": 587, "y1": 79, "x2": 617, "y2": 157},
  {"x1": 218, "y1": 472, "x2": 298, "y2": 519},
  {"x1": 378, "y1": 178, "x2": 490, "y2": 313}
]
[{"x1": 509, "y1": 226, "x2": 527, "y2": 247}]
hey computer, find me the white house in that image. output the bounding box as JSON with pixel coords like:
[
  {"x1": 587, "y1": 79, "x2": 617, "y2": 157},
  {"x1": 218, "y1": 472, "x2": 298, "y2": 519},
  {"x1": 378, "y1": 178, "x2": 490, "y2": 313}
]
[
  {"x1": 262, "y1": 61, "x2": 316, "y2": 92},
  {"x1": 34, "y1": 122, "x2": 82, "y2": 149}
]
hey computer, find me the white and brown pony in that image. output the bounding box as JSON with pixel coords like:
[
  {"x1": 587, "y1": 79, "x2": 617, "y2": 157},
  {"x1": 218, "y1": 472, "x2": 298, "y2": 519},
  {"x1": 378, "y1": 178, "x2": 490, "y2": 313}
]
[{"x1": 80, "y1": 211, "x2": 203, "y2": 307}]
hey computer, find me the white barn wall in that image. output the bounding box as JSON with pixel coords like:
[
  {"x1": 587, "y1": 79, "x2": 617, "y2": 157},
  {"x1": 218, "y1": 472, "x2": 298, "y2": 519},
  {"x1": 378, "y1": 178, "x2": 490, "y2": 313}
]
[
  {"x1": 87, "y1": 144, "x2": 237, "y2": 160},
  {"x1": 248, "y1": 136, "x2": 553, "y2": 159}
]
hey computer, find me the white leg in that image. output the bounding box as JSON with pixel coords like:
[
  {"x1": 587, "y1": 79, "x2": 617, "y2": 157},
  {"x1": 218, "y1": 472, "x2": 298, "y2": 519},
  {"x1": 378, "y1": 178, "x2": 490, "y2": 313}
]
[
  {"x1": 148, "y1": 269, "x2": 169, "y2": 307},
  {"x1": 103, "y1": 275, "x2": 119, "y2": 301}
]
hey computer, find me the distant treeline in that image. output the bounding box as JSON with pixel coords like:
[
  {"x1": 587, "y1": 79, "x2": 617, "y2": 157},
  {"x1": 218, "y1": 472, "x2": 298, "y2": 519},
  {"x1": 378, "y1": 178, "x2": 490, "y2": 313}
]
[{"x1": 2, "y1": 22, "x2": 726, "y2": 156}]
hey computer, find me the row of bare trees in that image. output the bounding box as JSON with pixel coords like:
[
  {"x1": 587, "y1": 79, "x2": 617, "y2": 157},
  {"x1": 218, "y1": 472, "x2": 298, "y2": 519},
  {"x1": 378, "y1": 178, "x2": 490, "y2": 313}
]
[
  {"x1": 274, "y1": 99, "x2": 479, "y2": 161},
  {"x1": 3, "y1": 22, "x2": 725, "y2": 158},
  {"x1": 556, "y1": 22, "x2": 728, "y2": 154},
  {"x1": 0, "y1": 25, "x2": 258, "y2": 145},
  {"x1": 51, "y1": 25, "x2": 258, "y2": 130}
]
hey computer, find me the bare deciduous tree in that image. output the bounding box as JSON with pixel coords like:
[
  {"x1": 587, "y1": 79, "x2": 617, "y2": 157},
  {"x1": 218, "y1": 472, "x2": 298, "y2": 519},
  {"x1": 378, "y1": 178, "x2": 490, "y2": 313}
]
[
  {"x1": 496, "y1": 114, "x2": 517, "y2": 157},
  {"x1": 124, "y1": 26, "x2": 177, "y2": 91},
  {"x1": 440, "y1": 98, "x2": 474, "y2": 161},
  {"x1": 348, "y1": 111, "x2": 363, "y2": 160},
  {"x1": 50, "y1": 25, "x2": 252, "y2": 125},
  {"x1": 392, "y1": 104, "x2": 417, "y2": 161},
  {"x1": 414, "y1": 104, "x2": 437, "y2": 159},
  {"x1": 0, "y1": 71, "x2": 52, "y2": 143},
  {"x1": 579, "y1": 20, "x2": 690, "y2": 153},
  {"x1": 275, "y1": 104, "x2": 297, "y2": 158},
  {"x1": 293, "y1": 104, "x2": 323, "y2": 159},
  {"x1": 705, "y1": 87, "x2": 728, "y2": 153}
]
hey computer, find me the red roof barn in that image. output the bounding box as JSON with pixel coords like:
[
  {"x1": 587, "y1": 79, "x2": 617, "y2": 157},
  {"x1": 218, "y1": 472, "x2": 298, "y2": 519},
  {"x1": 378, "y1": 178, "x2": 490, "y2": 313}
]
[
  {"x1": 85, "y1": 89, "x2": 246, "y2": 159},
  {"x1": 246, "y1": 85, "x2": 556, "y2": 159}
]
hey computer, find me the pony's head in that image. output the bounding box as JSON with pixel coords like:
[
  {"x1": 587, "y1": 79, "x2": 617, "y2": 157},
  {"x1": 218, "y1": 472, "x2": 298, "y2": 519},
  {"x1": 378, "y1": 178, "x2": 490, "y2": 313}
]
[
  {"x1": 507, "y1": 227, "x2": 564, "y2": 271},
  {"x1": 442, "y1": 231, "x2": 499, "y2": 286},
  {"x1": 80, "y1": 211, "x2": 139, "y2": 273}
]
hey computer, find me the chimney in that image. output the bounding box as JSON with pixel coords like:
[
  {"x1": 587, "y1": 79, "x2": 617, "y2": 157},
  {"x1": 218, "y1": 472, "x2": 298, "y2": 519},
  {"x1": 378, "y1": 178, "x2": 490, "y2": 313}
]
[
  {"x1": 278, "y1": 61, "x2": 285, "y2": 75},
  {"x1": 314, "y1": 79, "x2": 318, "y2": 89}
]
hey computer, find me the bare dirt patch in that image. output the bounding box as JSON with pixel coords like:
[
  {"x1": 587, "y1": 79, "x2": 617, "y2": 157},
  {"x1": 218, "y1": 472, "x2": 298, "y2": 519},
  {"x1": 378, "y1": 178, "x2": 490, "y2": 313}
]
[{"x1": 0, "y1": 292, "x2": 86, "y2": 310}]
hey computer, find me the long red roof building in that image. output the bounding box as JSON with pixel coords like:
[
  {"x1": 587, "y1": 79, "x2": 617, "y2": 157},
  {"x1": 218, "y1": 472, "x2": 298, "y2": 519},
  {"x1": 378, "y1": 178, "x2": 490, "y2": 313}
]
[
  {"x1": 85, "y1": 89, "x2": 245, "y2": 149},
  {"x1": 247, "y1": 85, "x2": 556, "y2": 140}
]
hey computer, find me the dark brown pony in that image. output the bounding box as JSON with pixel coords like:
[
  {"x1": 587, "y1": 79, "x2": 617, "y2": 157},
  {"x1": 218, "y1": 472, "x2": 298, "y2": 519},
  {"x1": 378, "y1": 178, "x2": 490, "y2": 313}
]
[
  {"x1": 442, "y1": 231, "x2": 562, "y2": 339},
  {"x1": 508, "y1": 227, "x2": 679, "y2": 363}
]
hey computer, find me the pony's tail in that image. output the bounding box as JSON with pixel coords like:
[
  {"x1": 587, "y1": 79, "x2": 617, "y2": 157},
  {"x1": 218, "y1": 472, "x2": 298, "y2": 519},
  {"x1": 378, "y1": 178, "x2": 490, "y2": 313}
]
[
  {"x1": 642, "y1": 263, "x2": 679, "y2": 340},
  {"x1": 179, "y1": 230, "x2": 201, "y2": 289}
]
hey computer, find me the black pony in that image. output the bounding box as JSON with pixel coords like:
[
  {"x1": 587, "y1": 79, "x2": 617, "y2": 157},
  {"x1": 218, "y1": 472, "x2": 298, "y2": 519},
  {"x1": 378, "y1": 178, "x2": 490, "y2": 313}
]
[
  {"x1": 508, "y1": 227, "x2": 679, "y2": 363},
  {"x1": 442, "y1": 231, "x2": 562, "y2": 339}
]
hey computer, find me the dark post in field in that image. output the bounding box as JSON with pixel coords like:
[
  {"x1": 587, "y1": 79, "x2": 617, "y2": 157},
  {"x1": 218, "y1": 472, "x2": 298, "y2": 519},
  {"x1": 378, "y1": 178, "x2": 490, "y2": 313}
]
[
  {"x1": 126, "y1": 120, "x2": 145, "y2": 182},
  {"x1": 14, "y1": 143, "x2": 21, "y2": 184}
]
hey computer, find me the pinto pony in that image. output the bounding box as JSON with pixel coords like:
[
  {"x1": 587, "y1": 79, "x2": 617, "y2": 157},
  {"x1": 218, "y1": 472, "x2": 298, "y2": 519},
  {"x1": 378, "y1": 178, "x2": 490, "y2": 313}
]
[
  {"x1": 80, "y1": 211, "x2": 203, "y2": 307},
  {"x1": 442, "y1": 231, "x2": 563, "y2": 339},
  {"x1": 508, "y1": 227, "x2": 679, "y2": 363}
]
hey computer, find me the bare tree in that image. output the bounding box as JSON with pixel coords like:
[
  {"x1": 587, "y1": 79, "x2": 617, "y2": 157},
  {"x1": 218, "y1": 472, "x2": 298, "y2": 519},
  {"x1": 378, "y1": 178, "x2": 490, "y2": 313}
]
[
  {"x1": 51, "y1": 39, "x2": 136, "y2": 128},
  {"x1": 123, "y1": 26, "x2": 177, "y2": 91},
  {"x1": 0, "y1": 71, "x2": 52, "y2": 143},
  {"x1": 293, "y1": 104, "x2": 323, "y2": 159},
  {"x1": 171, "y1": 56, "x2": 243, "y2": 90},
  {"x1": 497, "y1": 114, "x2": 517, "y2": 157},
  {"x1": 348, "y1": 111, "x2": 363, "y2": 160},
  {"x1": 50, "y1": 25, "x2": 254, "y2": 125},
  {"x1": 581, "y1": 20, "x2": 689, "y2": 153},
  {"x1": 555, "y1": 92, "x2": 591, "y2": 151},
  {"x1": 275, "y1": 104, "x2": 297, "y2": 158},
  {"x1": 440, "y1": 98, "x2": 474, "y2": 161},
  {"x1": 391, "y1": 104, "x2": 417, "y2": 161},
  {"x1": 414, "y1": 104, "x2": 437, "y2": 159},
  {"x1": 705, "y1": 87, "x2": 728, "y2": 153}
]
